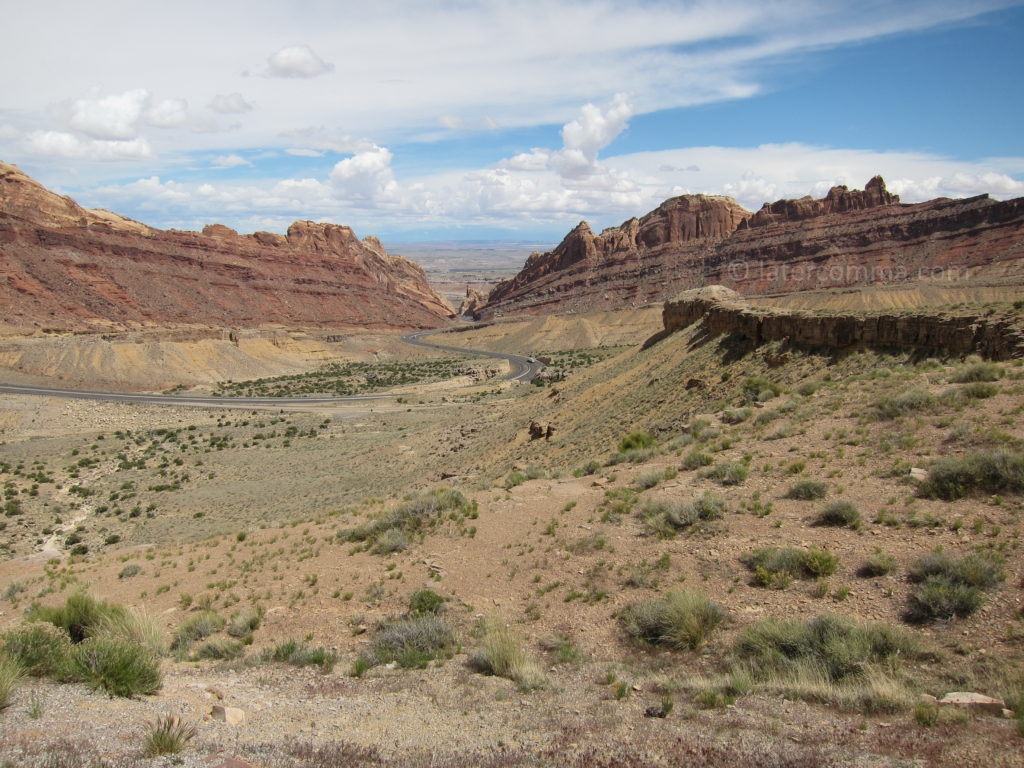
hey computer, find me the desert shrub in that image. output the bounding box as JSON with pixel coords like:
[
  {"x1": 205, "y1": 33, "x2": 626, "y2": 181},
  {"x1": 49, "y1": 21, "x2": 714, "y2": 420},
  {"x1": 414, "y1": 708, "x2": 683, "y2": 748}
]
[
  {"x1": 635, "y1": 469, "x2": 666, "y2": 490},
  {"x1": 638, "y1": 493, "x2": 725, "y2": 537},
  {"x1": 961, "y1": 382, "x2": 999, "y2": 399},
  {"x1": 619, "y1": 431, "x2": 655, "y2": 452},
  {"x1": 93, "y1": 607, "x2": 167, "y2": 657},
  {"x1": 226, "y1": 605, "x2": 263, "y2": 638},
  {"x1": 0, "y1": 653, "x2": 20, "y2": 709},
  {"x1": 468, "y1": 616, "x2": 546, "y2": 691},
  {"x1": 264, "y1": 640, "x2": 336, "y2": 672},
  {"x1": 737, "y1": 618, "x2": 921, "y2": 688},
  {"x1": 743, "y1": 377, "x2": 781, "y2": 402},
  {"x1": 360, "y1": 614, "x2": 456, "y2": 670},
  {"x1": 195, "y1": 638, "x2": 245, "y2": 661},
  {"x1": 339, "y1": 487, "x2": 471, "y2": 548},
  {"x1": 786, "y1": 480, "x2": 827, "y2": 500},
  {"x1": 744, "y1": 546, "x2": 837, "y2": 587},
  {"x1": 754, "y1": 409, "x2": 781, "y2": 426},
  {"x1": 721, "y1": 407, "x2": 752, "y2": 425},
  {"x1": 171, "y1": 611, "x2": 225, "y2": 652},
  {"x1": 408, "y1": 589, "x2": 445, "y2": 615},
  {"x1": 817, "y1": 499, "x2": 860, "y2": 528},
  {"x1": 27, "y1": 591, "x2": 127, "y2": 643},
  {"x1": 1, "y1": 622, "x2": 72, "y2": 677},
  {"x1": 118, "y1": 564, "x2": 141, "y2": 579},
  {"x1": 919, "y1": 449, "x2": 1024, "y2": 500},
  {"x1": 796, "y1": 381, "x2": 820, "y2": 396},
  {"x1": 701, "y1": 460, "x2": 748, "y2": 486},
  {"x1": 905, "y1": 550, "x2": 1004, "y2": 622},
  {"x1": 681, "y1": 450, "x2": 713, "y2": 470},
  {"x1": 857, "y1": 550, "x2": 897, "y2": 578},
  {"x1": 504, "y1": 470, "x2": 527, "y2": 488},
  {"x1": 371, "y1": 527, "x2": 409, "y2": 554},
  {"x1": 949, "y1": 362, "x2": 1002, "y2": 383},
  {"x1": 573, "y1": 460, "x2": 602, "y2": 477},
  {"x1": 142, "y1": 715, "x2": 197, "y2": 757},
  {"x1": 874, "y1": 389, "x2": 935, "y2": 420},
  {"x1": 71, "y1": 635, "x2": 162, "y2": 697},
  {"x1": 620, "y1": 591, "x2": 725, "y2": 650}
]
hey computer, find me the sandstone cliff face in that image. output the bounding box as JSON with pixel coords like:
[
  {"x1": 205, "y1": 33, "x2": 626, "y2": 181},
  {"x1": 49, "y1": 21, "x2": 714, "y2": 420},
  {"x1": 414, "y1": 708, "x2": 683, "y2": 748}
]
[
  {"x1": 478, "y1": 178, "x2": 1024, "y2": 319},
  {"x1": 662, "y1": 286, "x2": 1024, "y2": 361},
  {"x1": 0, "y1": 163, "x2": 453, "y2": 333}
]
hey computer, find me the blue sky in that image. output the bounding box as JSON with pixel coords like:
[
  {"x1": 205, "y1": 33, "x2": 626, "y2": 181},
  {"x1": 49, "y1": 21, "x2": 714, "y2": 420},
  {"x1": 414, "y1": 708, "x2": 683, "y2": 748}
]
[{"x1": 1, "y1": 1, "x2": 1022, "y2": 243}]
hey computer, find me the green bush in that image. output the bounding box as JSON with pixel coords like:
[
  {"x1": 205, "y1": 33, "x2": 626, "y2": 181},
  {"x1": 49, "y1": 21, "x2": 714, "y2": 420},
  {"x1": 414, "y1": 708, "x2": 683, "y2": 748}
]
[
  {"x1": 817, "y1": 499, "x2": 860, "y2": 528},
  {"x1": 264, "y1": 640, "x2": 336, "y2": 672},
  {"x1": 857, "y1": 550, "x2": 897, "y2": 578},
  {"x1": 874, "y1": 390, "x2": 935, "y2": 420},
  {"x1": 949, "y1": 362, "x2": 1002, "y2": 383},
  {"x1": 744, "y1": 546, "x2": 838, "y2": 587},
  {"x1": 736, "y1": 614, "x2": 921, "y2": 684},
  {"x1": 195, "y1": 638, "x2": 245, "y2": 661},
  {"x1": 919, "y1": 450, "x2": 1024, "y2": 499},
  {"x1": 71, "y1": 635, "x2": 162, "y2": 697},
  {"x1": 720, "y1": 407, "x2": 752, "y2": 425},
  {"x1": 961, "y1": 382, "x2": 999, "y2": 399},
  {"x1": 619, "y1": 431, "x2": 655, "y2": 452},
  {"x1": 681, "y1": 450, "x2": 713, "y2": 471},
  {"x1": 620, "y1": 591, "x2": 725, "y2": 650},
  {"x1": 361, "y1": 614, "x2": 456, "y2": 670},
  {"x1": 226, "y1": 605, "x2": 263, "y2": 638},
  {"x1": 27, "y1": 592, "x2": 127, "y2": 643},
  {"x1": 743, "y1": 377, "x2": 781, "y2": 402},
  {"x1": 701, "y1": 460, "x2": 748, "y2": 486},
  {"x1": 171, "y1": 611, "x2": 225, "y2": 651},
  {"x1": 905, "y1": 550, "x2": 1003, "y2": 622},
  {"x1": 786, "y1": 480, "x2": 827, "y2": 500},
  {"x1": 118, "y1": 564, "x2": 142, "y2": 579},
  {"x1": 802, "y1": 547, "x2": 839, "y2": 578},
  {"x1": 573, "y1": 460, "x2": 602, "y2": 477},
  {"x1": 0, "y1": 653, "x2": 20, "y2": 709},
  {"x1": 408, "y1": 589, "x2": 445, "y2": 615},
  {"x1": 339, "y1": 487, "x2": 471, "y2": 548},
  {"x1": 638, "y1": 493, "x2": 725, "y2": 537},
  {"x1": 1, "y1": 623, "x2": 72, "y2": 677}
]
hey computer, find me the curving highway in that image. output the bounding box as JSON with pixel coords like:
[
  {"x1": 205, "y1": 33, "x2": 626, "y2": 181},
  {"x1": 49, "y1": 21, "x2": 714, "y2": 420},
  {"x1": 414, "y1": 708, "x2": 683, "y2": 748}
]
[{"x1": 0, "y1": 328, "x2": 542, "y2": 409}]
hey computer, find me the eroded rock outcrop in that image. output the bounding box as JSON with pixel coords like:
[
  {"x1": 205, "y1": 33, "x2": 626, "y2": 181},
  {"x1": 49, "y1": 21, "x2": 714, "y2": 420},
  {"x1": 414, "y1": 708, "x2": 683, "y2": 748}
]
[
  {"x1": 662, "y1": 286, "x2": 1024, "y2": 360},
  {"x1": 0, "y1": 163, "x2": 453, "y2": 332},
  {"x1": 479, "y1": 177, "x2": 1024, "y2": 318}
]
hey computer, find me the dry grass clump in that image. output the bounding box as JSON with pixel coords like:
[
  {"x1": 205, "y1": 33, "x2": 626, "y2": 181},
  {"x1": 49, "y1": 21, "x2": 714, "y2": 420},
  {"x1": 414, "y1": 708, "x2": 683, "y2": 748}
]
[
  {"x1": 874, "y1": 389, "x2": 935, "y2": 420},
  {"x1": 2, "y1": 622, "x2": 72, "y2": 677},
  {"x1": 744, "y1": 546, "x2": 838, "y2": 588},
  {"x1": 949, "y1": 361, "x2": 1002, "y2": 383},
  {"x1": 786, "y1": 479, "x2": 827, "y2": 500},
  {"x1": 620, "y1": 590, "x2": 725, "y2": 650},
  {"x1": 359, "y1": 614, "x2": 457, "y2": 671},
  {"x1": 0, "y1": 653, "x2": 21, "y2": 709},
  {"x1": 905, "y1": 550, "x2": 1004, "y2": 622},
  {"x1": 638, "y1": 493, "x2": 725, "y2": 537},
  {"x1": 171, "y1": 610, "x2": 225, "y2": 653},
  {"x1": 468, "y1": 616, "x2": 547, "y2": 691},
  {"x1": 226, "y1": 605, "x2": 264, "y2": 639},
  {"x1": 857, "y1": 549, "x2": 897, "y2": 578},
  {"x1": 339, "y1": 487, "x2": 472, "y2": 552},
  {"x1": 816, "y1": 499, "x2": 860, "y2": 529},
  {"x1": 142, "y1": 715, "x2": 197, "y2": 757},
  {"x1": 263, "y1": 640, "x2": 337, "y2": 672},
  {"x1": 71, "y1": 634, "x2": 162, "y2": 697}
]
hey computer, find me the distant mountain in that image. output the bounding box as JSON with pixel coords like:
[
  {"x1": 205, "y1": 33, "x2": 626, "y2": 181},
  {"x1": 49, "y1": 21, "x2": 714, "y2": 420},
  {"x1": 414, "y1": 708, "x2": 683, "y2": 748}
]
[
  {"x1": 0, "y1": 163, "x2": 453, "y2": 333},
  {"x1": 477, "y1": 177, "x2": 1024, "y2": 318}
]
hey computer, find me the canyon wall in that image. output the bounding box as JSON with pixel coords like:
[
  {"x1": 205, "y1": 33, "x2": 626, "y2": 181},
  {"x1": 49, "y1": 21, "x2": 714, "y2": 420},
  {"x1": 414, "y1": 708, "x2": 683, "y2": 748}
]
[
  {"x1": 479, "y1": 177, "x2": 1024, "y2": 319},
  {"x1": 0, "y1": 163, "x2": 453, "y2": 333}
]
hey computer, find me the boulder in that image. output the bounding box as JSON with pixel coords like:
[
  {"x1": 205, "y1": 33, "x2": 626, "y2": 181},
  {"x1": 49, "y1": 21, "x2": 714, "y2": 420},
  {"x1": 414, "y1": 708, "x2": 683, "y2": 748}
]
[
  {"x1": 211, "y1": 705, "x2": 247, "y2": 726},
  {"x1": 938, "y1": 692, "x2": 1006, "y2": 715}
]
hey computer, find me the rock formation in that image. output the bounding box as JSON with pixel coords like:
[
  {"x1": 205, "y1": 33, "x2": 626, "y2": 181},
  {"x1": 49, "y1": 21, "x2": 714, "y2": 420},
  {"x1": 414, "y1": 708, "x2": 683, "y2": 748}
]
[
  {"x1": 0, "y1": 163, "x2": 453, "y2": 333},
  {"x1": 478, "y1": 178, "x2": 1024, "y2": 318},
  {"x1": 661, "y1": 286, "x2": 1024, "y2": 361},
  {"x1": 457, "y1": 288, "x2": 487, "y2": 319}
]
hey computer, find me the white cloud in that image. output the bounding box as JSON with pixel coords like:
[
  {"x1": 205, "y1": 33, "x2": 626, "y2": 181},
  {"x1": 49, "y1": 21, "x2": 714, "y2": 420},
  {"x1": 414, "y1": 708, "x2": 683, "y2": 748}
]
[
  {"x1": 212, "y1": 154, "x2": 252, "y2": 168},
  {"x1": 144, "y1": 98, "x2": 189, "y2": 128},
  {"x1": 69, "y1": 88, "x2": 149, "y2": 140},
  {"x1": 0, "y1": 124, "x2": 19, "y2": 140},
  {"x1": 286, "y1": 148, "x2": 324, "y2": 157},
  {"x1": 329, "y1": 145, "x2": 399, "y2": 203},
  {"x1": 208, "y1": 93, "x2": 253, "y2": 114},
  {"x1": 555, "y1": 93, "x2": 632, "y2": 179},
  {"x1": 24, "y1": 130, "x2": 153, "y2": 161},
  {"x1": 265, "y1": 44, "x2": 334, "y2": 78}
]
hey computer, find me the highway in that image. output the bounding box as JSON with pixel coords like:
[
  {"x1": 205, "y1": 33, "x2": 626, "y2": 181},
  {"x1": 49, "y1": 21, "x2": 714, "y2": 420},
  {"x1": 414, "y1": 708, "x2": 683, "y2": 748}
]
[{"x1": 0, "y1": 328, "x2": 542, "y2": 409}]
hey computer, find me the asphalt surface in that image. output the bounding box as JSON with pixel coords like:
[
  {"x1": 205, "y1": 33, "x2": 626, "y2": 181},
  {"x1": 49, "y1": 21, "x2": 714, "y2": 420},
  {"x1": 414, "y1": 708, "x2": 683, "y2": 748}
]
[{"x1": 0, "y1": 327, "x2": 542, "y2": 409}]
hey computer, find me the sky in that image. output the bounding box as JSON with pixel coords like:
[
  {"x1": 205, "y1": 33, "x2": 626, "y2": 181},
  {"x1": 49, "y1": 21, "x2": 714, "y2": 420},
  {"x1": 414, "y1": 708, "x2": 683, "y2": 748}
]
[{"x1": 1, "y1": 0, "x2": 1023, "y2": 243}]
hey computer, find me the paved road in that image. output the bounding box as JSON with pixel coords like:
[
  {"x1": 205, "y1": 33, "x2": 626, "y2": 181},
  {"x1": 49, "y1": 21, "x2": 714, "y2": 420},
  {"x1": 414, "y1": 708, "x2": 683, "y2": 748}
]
[{"x1": 0, "y1": 328, "x2": 542, "y2": 409}]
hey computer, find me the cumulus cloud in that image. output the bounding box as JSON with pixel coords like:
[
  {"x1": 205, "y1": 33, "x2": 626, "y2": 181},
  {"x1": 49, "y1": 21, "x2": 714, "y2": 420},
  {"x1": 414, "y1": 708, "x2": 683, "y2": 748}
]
[
  {"x1": 266, "y1": 45, "x2": 334, "y2": 78},
  {"x1": 212, "y1": 154, "x2": 252, "y2": 168},
  {"x1": 208, "y1": 92, "x2": 253, "y2": 114},
  {"x1": 555, "y1": 93, "x2": 633, "y2": 179},
  {"x1": 69, "y1": 89, "x2": 149, "y2": 140},
  {"x1": 286, "y1": 148, "x2": 324, "y2": 157},
  {"x1": 24, "y1": 130, "x2": 153, "y2": 161},
  {"x1": 329, "y1": 145, "x2": 399, "y2": 202},
  {"x1": 144, "y1": 98, "x2": 189, "y2": 128}
]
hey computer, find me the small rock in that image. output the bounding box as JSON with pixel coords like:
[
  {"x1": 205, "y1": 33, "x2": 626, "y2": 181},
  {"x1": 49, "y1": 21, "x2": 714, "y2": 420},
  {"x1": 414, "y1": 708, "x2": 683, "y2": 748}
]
[
  {"x1": 211, "y1": 705, "x2": 246, "y2": 726},
  {"x1": 918, "y1": 694, "x2": 938, "y2": 705},
  {"x1": 938, "y1": 692, "x2": 1005, "y2": 715},
  {"x1": 909, "y1": 467, "x2": 928, "y2": 481},
  {"x1": 213, "y1": 759, "x2": 258, "y2": 768},
  {"x1": 206, "y1": 686, "x2": 225, "y2": 700},
  {"x1": 1003, "y1": 709, "x2": 1016, "y2": 719}
]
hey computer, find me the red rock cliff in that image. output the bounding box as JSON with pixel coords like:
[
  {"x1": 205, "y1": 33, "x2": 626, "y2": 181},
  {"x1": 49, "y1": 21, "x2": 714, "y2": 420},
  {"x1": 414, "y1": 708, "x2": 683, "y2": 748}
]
[
  {"x1": 478, "y1": 177, "x2": 1024, "y2": 319},
  {"x1": 0, "y1": 163, "x2": 453, "y2": 332}
]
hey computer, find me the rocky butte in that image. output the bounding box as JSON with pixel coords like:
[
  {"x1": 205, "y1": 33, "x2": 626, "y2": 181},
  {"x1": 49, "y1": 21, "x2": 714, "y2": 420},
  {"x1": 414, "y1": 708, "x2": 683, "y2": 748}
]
[
  {"x1": 478, "y1": 177, "x2": 1024, "y2": 319},
  {"x1": 0, "y1": 163, "x2": 453, "y2": 334}
]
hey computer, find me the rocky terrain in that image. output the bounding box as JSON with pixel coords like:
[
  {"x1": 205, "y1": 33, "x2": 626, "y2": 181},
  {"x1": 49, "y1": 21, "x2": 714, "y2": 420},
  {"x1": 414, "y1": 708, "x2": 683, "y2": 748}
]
[
  {"x1": 479, "y1": 177, "x2": 1024, "y2": 318},
  {"x1": 0, "y1": 163, "x2": 453, "y2": 335}
]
